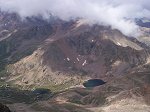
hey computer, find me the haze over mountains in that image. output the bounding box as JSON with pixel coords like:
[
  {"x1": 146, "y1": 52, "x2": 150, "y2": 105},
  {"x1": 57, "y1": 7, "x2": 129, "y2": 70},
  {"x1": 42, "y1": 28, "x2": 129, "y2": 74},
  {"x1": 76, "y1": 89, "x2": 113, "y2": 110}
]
[
  {"x1": 0, "y1": 1, "x2": 150, "y2": 112},
  {"x1": 1, "y1": 0, "x2": 150, "y2": 36}
]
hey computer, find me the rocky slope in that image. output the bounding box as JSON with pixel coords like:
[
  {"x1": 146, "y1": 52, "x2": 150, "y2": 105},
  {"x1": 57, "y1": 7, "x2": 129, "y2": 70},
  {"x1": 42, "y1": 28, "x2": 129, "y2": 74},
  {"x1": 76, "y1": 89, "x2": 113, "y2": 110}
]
[
  {"x1": 5, "y1": 19, "x2": 149, "y2": 90},
  {"x1": 0, "y1": 12, "x2": 150, "y2": 112}
]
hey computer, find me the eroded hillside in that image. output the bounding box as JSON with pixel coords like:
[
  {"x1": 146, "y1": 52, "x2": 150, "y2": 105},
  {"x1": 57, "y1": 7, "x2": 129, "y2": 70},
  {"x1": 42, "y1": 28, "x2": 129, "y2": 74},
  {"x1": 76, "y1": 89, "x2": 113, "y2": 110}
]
[{"x1": 0, "y1": 12, "x2": 150, "y2": 112}]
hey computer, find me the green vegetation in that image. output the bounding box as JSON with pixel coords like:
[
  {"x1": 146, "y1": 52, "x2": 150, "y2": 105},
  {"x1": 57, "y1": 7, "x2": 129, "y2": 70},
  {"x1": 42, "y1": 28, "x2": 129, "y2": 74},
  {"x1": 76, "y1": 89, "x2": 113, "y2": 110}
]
[
  {"x1": 68, "y1": 96, "x2": 83, "y2": 104},
  {"x1": 74, "y1": 89, "x2": 90, "y2": 96},
  {"x1": 41, "y1": 79, "x2": 82, "y2": 93},
  {"x1": 31, "y1": 103, "x2": 92, "y2": 112},
  {"x1": 0, "y1": 87, "x2": 52, "y2": 104},
  {"x1": 62, "y1": 103, "x2": 91, "y2": 112},
  {"x1": 68, "y1": 89, "x2": 91, "y2": 105},
  {"x1": 82, "y1": 93, "x2": 106, "y2": 106}
]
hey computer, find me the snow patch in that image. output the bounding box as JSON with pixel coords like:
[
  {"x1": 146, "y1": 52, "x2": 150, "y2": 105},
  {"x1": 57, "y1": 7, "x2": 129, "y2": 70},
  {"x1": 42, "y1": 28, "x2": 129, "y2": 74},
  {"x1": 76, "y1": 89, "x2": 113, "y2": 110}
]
[
  {"x1": 82, "y1": 60, "x2": 87, "y2": 66},
  {"x1": 77, "y1": 58, "x2": 80, "y2": 61},
  {"x1": 67, "y1": 58, "x2": 70, "y2": 61},
  {"x1": 75, "y1": 19, "x2": 88, "y2": 28},
  {"x1": 117, "y1": 42, "x2": 121, "y2": 46}
]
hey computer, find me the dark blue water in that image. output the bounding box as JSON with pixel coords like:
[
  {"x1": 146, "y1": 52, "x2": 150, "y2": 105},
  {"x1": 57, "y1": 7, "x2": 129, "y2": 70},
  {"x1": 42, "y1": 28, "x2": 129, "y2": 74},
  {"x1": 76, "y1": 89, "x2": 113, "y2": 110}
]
[
  {"x1": 0, "y1": 87, "x2": 52, "y2": 104},
  {"x1": 33, "y1": 88, "x2": 51, "y2": 95},
  {"x1": 83, "y1": 79, "x2": 106, "y2": 88}
]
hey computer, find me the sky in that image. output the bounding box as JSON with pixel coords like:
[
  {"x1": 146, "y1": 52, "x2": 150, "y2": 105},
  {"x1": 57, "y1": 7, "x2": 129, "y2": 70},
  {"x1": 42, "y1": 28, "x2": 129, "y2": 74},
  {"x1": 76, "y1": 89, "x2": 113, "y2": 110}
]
[{"x1": 0, "y1": 0, "x2": 150, "y2": 37}]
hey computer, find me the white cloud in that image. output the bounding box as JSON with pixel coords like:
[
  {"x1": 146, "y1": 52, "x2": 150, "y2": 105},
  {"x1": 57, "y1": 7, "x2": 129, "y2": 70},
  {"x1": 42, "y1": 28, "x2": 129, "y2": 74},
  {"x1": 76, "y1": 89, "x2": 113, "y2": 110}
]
[{"x1": 0, "y1": 0, "x2": 150, "y2": 37}]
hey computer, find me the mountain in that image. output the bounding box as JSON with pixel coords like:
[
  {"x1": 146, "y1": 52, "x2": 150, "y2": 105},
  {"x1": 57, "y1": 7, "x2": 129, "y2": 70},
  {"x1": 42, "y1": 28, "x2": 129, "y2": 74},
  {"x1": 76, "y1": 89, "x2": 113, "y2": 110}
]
[{"x1": 0, "y1": 12, "x2": 150, "y2": 112}]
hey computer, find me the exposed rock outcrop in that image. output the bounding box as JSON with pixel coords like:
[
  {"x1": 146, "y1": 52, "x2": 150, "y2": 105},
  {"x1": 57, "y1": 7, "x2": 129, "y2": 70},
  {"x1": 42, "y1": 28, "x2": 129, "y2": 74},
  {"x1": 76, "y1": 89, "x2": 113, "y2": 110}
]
[
  {"x1": 0, "y1": 103, "x2": 11, "y2": 112},
  {"x1": 5, "y1": 20, "x2": 150, "y2": 91}
]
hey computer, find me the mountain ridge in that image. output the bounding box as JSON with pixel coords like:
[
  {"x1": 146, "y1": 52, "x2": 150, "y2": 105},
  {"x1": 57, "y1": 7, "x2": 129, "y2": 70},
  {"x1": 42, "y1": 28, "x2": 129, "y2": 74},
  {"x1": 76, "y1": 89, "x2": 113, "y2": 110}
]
[{"x1": 0, "y1": 12, "x2": 150, "y2": 112}]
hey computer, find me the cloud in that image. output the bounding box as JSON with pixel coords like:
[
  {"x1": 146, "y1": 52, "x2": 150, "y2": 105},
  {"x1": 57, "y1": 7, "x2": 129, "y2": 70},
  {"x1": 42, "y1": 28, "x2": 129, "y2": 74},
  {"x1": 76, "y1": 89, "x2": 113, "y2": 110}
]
[{"x1": 0, "y1": 0, "x2": 150, "y2": 37}]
